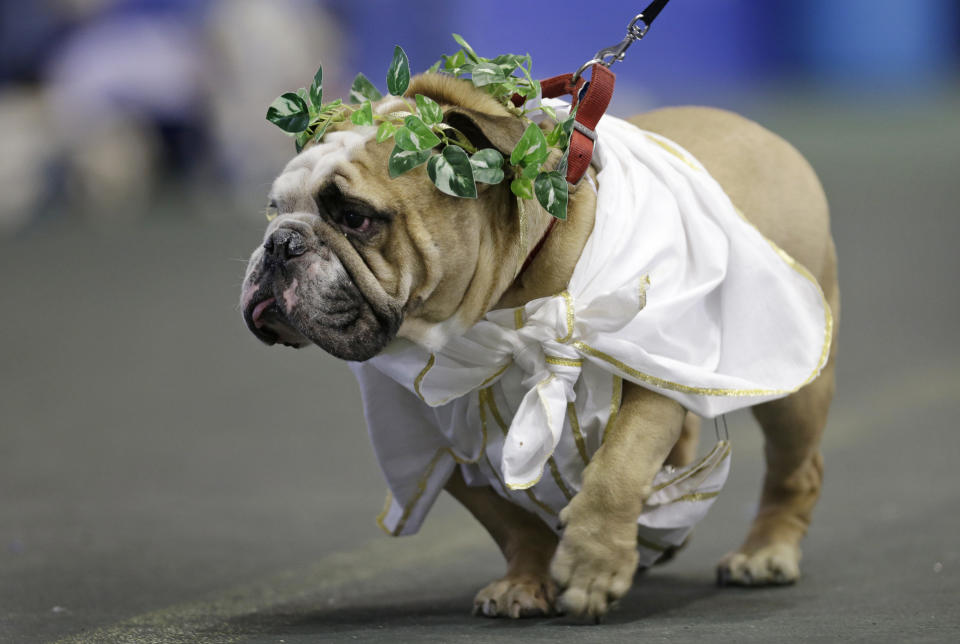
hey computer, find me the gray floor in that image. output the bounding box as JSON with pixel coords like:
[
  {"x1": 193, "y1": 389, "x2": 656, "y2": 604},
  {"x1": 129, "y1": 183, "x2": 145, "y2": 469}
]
[{"x1": 2, "y1": 93, "x2": 959, "y2": 643}]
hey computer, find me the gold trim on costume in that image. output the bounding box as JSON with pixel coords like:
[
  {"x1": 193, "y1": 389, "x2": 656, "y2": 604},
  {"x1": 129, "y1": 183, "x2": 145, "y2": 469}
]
[
  {"x1": 601, "y1": 375, "x2": 623, "y2": 444},
  {"x1": 652, "y1": 441, "x2": 730, "y2": 492},
  {"x1": 375, "y1": 491, "x2": 394, "y2": 535},
  {"x1": 566, "y1": 402, "x2": 590, "y2": 466},
  {"x1": 413, "y1": 354, "x2": 436, "y2": 402},
  {"x1": 574, "y1": 341, "x2": 794, "y2": 397},
  {"x1": 514, "y1": 307, "x2": 524, "y2": 330},
  {"x1": 670, "y1": 490, "x2": 721, "y2": 503},
  {"x1": 547, "y1": 458, "x2": 575, "y2": 501},
  {"x1": 479, "y1": 391, "x2": 514, "y2": 498},
  {"x1": 544, "y1": 355, "x2": 584, "y2": 369},
  {"x1": 390, "y1": 449, "x2": 447, "y2": 535},
  {"x1": 636, "y1": 533, "x2": 668, "y2": 553}
]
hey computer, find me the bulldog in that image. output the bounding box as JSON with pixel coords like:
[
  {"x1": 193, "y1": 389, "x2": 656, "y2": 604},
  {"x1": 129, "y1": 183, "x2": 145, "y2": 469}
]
[{"x1": 240, "y1": 73, "x2": 839, "y2": 619}]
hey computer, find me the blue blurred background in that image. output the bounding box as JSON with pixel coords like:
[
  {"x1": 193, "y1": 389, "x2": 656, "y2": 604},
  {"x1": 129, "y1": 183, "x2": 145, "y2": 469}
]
[{"x1": 0, "y1": 0, "x2": 957, "y2": 234}]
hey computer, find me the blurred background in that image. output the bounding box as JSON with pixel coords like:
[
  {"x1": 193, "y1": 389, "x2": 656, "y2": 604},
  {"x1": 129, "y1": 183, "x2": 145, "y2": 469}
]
[
  {"x1": 2, "y1": 1, "x2": 959, "y2": 642},
  {"x1": 1, "y1": 0, "x2": 958, "y2": 233}
]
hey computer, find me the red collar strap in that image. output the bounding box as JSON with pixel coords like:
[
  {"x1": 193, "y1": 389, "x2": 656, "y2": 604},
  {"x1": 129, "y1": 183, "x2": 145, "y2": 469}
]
[
  {"x1": 514, "y1": 64, "x2": 615, "y2": 278},
  {"x1": 539, "y1": 63, "x2": 615, "y2": 185}
]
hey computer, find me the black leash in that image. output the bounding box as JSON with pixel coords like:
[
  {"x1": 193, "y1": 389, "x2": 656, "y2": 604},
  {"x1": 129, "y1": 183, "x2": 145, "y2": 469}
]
[
  {"x1": 640, "y1": 0, "x2": 672, "y2": 27},
  {"x1": 572, "y1": 0, "x2": 675, "y2": 81}
]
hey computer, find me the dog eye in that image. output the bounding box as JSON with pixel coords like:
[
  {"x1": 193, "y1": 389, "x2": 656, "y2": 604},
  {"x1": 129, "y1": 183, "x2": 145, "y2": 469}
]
[{"x1": 341, "y1": 211, "x2": 370, "y2": 231}]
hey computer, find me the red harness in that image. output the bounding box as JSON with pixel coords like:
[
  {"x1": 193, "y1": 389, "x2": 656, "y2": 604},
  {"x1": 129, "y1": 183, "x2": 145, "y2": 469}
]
[{"x1": 515, "y1": 64, "x2": 616, "y2": 278}]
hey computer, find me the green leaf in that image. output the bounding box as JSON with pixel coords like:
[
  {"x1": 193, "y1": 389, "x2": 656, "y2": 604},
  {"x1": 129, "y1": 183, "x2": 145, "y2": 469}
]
[
  {"x1": 491, "y1": 54, "x2": 529, "y2": 79},
  {"x1": 309, "y1": 67, "x2": 322, "y2": 108},
  {"x1": 350, "y1": 73, "x2": 383, "y2": 104},
  {"x1": 510, "y1": 123, "x2": 549, "y2": 167},
  {"x1": 547, "y1": 114, "x2": 575, "y2": 148},
  {"x1": 444, "y1": 50, "x2": 466, "y2": 72},
  {"x1": 556, "y1": 114, "x2": 576, "y2": 151},
  {"x1": 545, "y1": 124, "x2": 563, "y2": 147},
  {"x1": 308, "y1": 98, "x2": 344, "y2": 143},
  {"x1": 522, "y1": 79, "x2": 542, "y2": 99},
  {"x1": 295, "y1": 129, "x2": 310, "y2": 153},
  {"x1": 470, "y1": 148, "x2": 504, "y2": 184},
  {"x1": 540, "y1": 104, "x2": 558, "y2": 122},
  {"x1": 415, "y1": 94, "x2": 443, "y2": 126},
  {"x1": 387, "y1": 45, "x2": 410, "y2": 96},
  {"x1": 376, "y1": 121, "x2": 397, "y2": 143},
  {"x1": 510, "y1": 177, "x2": 535, "y2": 200},
  {"x1": 313, "y1": 121, "x2": 331, "y2": 142},
  {"x1": 534, "y1": 171, "x2": 568, "y2": 220},
  {"x1": 555, "y1": 147, "x2": 570, "y2": 178},
  {"x1": 393, "y1": 127, "x2": 414, "y2": 151},
  {"x1": 427, "y1": 60, "x2": 441, "y2": 74},
  {"x1": 388, "y1": 146, "x2": 432, "y2": 178},
  {"x1": 394, "y1": 115, "x2": 441, "y2": 151},
  {"x1": 296, "y1": 87, "x2": 316, "y2": 118},
  {"x1": 452, "y1": 33, "x2": 480, "y2": 63},
  {"x1": 469, "y1": 62, "x2": 507, "y2": 87},
  {"x1": 319, "y1": 98, "x2": 343, "y2": 113},
  {"x1": 350, "y1": 100, "x2": 374, "y2": 126},
  {"x1": 266, "y1": 92, "x2": 310, "y2": 133},
  {"x1": 427, "y1": 145, "x2": 477, "y2": 198},
  {"x1": 521, "y1": 163, "x2": 540, "y2": 180}
]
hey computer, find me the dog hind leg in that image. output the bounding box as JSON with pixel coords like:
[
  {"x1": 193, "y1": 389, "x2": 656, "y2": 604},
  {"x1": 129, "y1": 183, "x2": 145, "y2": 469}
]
[
  {"x1": 665, "y1": 412, "x2": 701, "y2": 468},
  {"x1": 717, "y1": 349, "x2": 837, "y2": 586},
  {"x1": 444, "y1": 468, "x2": 558, "y2": 618},
  {"x1": 718, "y1": 233, "x2": 839, "y2": 587}
]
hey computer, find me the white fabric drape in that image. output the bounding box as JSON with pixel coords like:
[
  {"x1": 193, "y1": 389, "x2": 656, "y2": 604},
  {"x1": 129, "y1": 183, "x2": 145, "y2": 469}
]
[{"x1": 350, "y1": 105, "x2": 830, "y2": 558}]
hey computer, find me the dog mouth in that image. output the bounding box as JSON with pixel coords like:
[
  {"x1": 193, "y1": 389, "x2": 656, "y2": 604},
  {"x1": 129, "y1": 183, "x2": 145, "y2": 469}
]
[
  {"x1": 243, "y1": 292, "x2": 310, "y2": 348},
  {"x1": 241, "y1": 224, "x2": 404, "y2": 359}
]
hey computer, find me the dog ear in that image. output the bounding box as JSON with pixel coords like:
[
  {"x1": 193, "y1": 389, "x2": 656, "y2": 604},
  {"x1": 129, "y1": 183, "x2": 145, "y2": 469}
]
[{"x1": 443, "y1": 107, "x2": 529, "y2": 157}]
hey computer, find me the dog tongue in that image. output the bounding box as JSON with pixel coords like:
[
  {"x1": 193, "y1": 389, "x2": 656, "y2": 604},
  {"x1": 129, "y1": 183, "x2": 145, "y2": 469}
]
[{"x1": 251, "y1": 297, "x2": 276, "y2": 329}]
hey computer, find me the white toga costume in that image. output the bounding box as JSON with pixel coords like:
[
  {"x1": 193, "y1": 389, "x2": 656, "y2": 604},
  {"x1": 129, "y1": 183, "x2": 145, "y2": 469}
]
[{"x1": 350, "y1": 102, "x2": 832, "y2": 567}]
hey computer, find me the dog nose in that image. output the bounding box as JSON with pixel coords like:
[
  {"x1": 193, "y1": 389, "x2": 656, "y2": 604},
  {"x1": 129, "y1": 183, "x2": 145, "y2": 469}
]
[{"x1": 263, "y1": 229, "x2": 307, "y2": 261}]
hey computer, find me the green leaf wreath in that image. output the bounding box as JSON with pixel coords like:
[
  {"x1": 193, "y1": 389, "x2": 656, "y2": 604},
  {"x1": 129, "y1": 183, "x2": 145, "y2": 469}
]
[{"x1": 265, "y1": 35, "x2": 575, "y2": 220}]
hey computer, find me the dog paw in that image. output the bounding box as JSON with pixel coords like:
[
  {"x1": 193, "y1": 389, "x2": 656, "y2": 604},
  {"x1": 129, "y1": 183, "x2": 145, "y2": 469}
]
[
  {"x1": 550, "y1": 503, "x2": 639, "y2": 620},
  {"x1": 472, "y1": 573, "x2": 555, "y2": 618},
  {"x1": 716, "y1": 542, "x2": 801, "y2": 586}
]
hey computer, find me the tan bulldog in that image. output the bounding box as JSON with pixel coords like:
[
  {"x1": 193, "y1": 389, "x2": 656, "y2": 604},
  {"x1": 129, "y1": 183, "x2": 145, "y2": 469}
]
[{"x1": 240, "y1": 73, "x2": 839, "y2": 619}]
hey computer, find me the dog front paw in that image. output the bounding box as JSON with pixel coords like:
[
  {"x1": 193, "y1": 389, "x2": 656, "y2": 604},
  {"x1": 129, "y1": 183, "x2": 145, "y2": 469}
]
[
  {"x1": 472, "y1": 572, "x2": 556, "y2": 618},
  {"x1": 551, "y1": 499, "x2": 640, "y2": 620}
]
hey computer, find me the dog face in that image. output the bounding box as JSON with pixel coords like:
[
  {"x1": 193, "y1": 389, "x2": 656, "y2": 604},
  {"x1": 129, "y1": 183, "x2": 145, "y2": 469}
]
[{"x1": 240, "y1": 76, "x2": 533, "y2": 360}]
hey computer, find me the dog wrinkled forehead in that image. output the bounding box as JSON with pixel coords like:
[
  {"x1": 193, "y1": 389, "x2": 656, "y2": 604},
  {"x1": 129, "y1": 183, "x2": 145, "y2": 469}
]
[{"x1": 269, "y1": 128, "x2": 376, "y2": 208}]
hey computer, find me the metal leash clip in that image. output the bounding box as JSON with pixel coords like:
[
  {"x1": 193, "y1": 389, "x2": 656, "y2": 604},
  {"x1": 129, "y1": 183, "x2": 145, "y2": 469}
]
[{"x1": 572, "y1": 13, "x2": 652, "y2": 82}]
